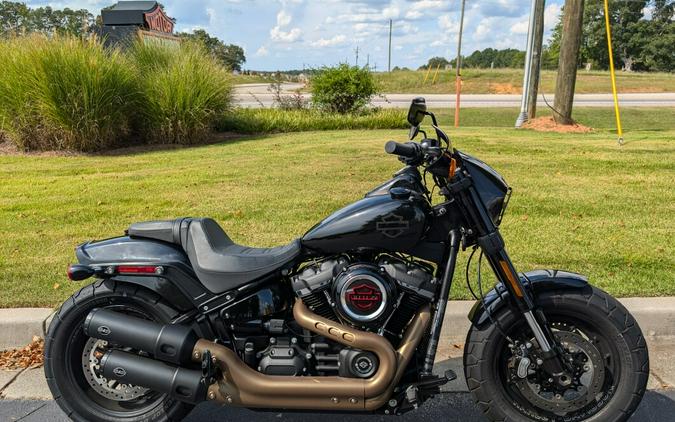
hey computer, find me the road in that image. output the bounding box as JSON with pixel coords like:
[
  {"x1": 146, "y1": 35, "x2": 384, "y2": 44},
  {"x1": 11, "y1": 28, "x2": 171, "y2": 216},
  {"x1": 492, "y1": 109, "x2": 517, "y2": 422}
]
[
  {"x1": 233, "y1": 83, "x2": 675, "y2": 108},
  {"x1": 2, "y1": 391, "x2": 674, "y2": 421}
]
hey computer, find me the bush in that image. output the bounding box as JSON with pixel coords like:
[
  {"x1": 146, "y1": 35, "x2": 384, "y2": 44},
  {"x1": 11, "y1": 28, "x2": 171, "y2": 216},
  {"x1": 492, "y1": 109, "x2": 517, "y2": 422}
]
[
  {"x1": 0, "y1": 35, "x2": 138, "y2": 151},
  {"x1": 217, "y1": 108, "x2": 406, "y2": 134},
  {"x1": 310, "y1": 64, "x2": 379, "y2": 114},
  {"x1": 132, "y1": 41, "x2": 233, "y2": 144}
]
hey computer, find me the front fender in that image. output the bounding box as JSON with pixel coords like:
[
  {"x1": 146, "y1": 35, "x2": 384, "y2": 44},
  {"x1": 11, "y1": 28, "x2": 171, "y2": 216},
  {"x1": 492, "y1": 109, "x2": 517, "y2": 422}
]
[{"x1": 468, "y1": 269, "x2": 589, "y2": 329}]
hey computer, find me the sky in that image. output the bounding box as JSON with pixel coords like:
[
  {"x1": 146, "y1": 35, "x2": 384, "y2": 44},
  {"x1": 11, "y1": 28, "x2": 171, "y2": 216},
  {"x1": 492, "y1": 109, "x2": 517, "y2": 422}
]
[{"x1": 25, "y1": 0, "x2": 566, "y2": 71}]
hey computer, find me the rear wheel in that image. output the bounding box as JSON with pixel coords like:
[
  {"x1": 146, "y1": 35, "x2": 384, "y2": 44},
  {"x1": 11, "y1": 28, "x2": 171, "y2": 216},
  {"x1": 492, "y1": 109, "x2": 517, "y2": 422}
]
[
  {"x1": 464, "y1": 286, "x2": 649, "y2": 422},
  {"x1": 44, "y1": 279, "x2": 193, "y2": 422}
]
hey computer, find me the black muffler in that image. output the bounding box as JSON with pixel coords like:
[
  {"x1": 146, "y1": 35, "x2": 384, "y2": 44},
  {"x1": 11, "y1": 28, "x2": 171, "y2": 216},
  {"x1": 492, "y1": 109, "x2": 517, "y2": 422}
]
[
  {"x1": 84, "y1": 308, "x2": 209, "y2": 405},
  {"x1": 84, "y1": 308, "x2": 198, "y2": 365},
  {"x1": 99, "y1": 350, "x2": 206, "y2": 404}
]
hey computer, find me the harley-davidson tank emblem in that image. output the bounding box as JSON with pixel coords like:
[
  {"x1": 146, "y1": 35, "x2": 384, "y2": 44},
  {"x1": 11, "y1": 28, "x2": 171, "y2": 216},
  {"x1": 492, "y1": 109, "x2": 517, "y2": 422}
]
[
  {"x1": 376, "y1": 213, "x2": 409, "y2": 238},
  {"x1": 346, "y1": 283, "x2": 383, "y2": 311}
]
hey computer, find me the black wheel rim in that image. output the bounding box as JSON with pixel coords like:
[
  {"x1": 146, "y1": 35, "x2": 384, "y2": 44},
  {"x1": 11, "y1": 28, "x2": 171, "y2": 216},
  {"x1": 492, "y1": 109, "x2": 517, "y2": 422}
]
[
  {"x1": 495, "y1": 310, "x2": 622, "y2": 421},
  {"x1": 64, "y1": 302, "x2": 169, "y2": 418}
]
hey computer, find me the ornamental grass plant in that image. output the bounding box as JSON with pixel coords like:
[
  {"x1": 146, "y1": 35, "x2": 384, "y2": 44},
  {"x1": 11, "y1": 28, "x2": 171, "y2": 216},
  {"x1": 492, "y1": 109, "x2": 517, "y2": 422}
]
[
  {"x1": 0, "y1": 35, "x2": 138, "y2": 151},
  {"x1": 131, "y1": 40, "x2": 233, "y2": 144},
  {"x1": 0, "y1": 35, "x2": 232, "y2": 151}
]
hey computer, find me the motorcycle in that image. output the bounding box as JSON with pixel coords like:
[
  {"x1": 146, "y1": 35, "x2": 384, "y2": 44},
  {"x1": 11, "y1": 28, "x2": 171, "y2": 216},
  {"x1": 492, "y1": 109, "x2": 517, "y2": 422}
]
[{"x1": 45, "y1": 98, "x2": 649, "y2": 421}]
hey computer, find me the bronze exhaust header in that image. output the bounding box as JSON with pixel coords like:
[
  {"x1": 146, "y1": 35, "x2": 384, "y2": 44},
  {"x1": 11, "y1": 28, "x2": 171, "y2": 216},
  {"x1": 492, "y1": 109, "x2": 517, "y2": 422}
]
[{"x1": 192, "y1": 298, "x2": 431, "y2": 411}]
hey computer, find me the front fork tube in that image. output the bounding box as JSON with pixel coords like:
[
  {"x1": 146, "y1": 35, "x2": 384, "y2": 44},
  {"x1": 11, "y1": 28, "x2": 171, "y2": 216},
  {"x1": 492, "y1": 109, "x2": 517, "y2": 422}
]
[{"x1": 482, "y1": 238, "x2": 567, "y2": 379}]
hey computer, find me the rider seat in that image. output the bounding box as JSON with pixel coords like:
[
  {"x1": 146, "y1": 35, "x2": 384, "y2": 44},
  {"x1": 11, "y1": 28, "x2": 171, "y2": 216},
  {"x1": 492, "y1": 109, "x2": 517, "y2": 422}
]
[{"x1": 128, "y1": 218, "x2": 301, "y2": 293}]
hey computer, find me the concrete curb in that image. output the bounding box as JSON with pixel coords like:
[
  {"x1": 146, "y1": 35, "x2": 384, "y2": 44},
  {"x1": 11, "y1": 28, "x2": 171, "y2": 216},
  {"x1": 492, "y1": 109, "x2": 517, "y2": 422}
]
[
  {"x1": 1, "y1": 297, "x2": 674, "y2": 349},
  {"x1": 0, "y1": 309, "x2": 55, "y2": 350}
]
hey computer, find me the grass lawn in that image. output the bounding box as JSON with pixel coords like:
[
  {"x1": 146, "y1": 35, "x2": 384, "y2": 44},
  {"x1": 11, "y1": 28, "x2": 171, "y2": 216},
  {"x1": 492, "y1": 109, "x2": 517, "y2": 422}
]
[
  {"x1": 374, "y1": 69, "x2": 675, "y2": 94},
  {"x1": 1, "y1": 121, "x2": 673, "y2": 307}
]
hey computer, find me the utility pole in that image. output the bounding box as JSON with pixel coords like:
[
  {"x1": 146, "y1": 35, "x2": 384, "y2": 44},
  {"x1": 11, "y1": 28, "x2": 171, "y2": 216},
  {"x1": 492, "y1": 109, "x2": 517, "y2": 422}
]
[
  {"x1": 527, "y1": 0, "x2": 546, "y2": 120},
  {"x1": 355, "y1": 46, "x2": 359, "y2": 66},
  {"x1": 515, "y1": 0, "x2": 540, "y2": 127},
  {"x1": 454, "y1": 0, "x2": 466, "y2": 128},
  {"x1": 554, "y1": 0, "x2": 585, "y2": 125},
  {"x1": 366, "y1": 54, "x2": 370, "y2": 68},
  {"x1": 388, "y1": 19, "x2": 393, "y2": 72}
]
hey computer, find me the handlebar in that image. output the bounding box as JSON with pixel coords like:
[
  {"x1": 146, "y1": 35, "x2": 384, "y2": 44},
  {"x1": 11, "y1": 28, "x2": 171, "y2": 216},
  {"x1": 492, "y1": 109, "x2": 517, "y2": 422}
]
[{"x1": 385, "y1": 141, "x2": 419, "y2": 159}]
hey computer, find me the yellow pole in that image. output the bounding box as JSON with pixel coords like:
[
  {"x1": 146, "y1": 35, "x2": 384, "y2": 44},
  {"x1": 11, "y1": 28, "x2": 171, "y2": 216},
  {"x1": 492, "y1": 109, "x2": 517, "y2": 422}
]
[
  {"x1": 422, "y1": 65, "x2": 432, "y2": 84},
  {"x1": 431, "y1": 63, "x2": 441, "y2": 84},
  {"x1": 603, "y1": 0, "x2": 624, "y2": 145}
]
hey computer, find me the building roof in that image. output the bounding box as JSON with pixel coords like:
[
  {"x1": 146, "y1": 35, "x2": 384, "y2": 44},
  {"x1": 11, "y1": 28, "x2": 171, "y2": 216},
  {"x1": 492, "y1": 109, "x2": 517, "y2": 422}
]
[
  {"x1": 109, "y1": 1, "x2": 158, "y2": 12},
  {"x1": 101, "y1": 1, "x2": 175, "y2": 29}
]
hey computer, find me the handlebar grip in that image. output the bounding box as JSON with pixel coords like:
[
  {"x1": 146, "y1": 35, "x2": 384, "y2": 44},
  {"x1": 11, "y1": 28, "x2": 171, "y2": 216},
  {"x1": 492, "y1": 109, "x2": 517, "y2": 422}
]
[{"x1": 385, "y1": 141, "x2": 418, "y2": 158}]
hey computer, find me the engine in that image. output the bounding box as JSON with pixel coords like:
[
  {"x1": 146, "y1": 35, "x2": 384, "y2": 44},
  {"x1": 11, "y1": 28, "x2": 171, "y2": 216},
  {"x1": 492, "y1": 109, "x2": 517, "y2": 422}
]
[
  {"x1": 225, "y1": 254, "x2": 435, "y2": 379},
  {"x1": 292, "y1": 255, "x2": 435, "y2": 332}
]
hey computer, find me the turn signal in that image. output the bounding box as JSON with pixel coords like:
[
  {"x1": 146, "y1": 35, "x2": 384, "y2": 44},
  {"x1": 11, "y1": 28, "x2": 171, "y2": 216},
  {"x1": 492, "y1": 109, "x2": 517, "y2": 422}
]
[{"x1": 67, "y1": 264, "x2": 94, "y2": 281}]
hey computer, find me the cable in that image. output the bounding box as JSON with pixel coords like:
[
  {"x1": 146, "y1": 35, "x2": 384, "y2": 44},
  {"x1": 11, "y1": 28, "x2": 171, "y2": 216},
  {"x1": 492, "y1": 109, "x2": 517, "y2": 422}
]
[
  {"x1": 476, "y1": 250, "x2": 515, "y2": 344},
  {"x1": 540, "y1": 91, "x2": 579, "y2": 125},
  {"x1": 465, "y1": 246, "x2": 480, "y2": 300}
]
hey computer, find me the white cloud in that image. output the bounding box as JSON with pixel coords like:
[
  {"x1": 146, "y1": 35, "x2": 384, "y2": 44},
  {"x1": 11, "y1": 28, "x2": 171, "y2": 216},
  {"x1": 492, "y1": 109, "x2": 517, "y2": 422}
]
[
  {"x1": 256, "y1": 46, "x2": 270, "y2": 56},
  {"x1": 277, "y1": 10, "x2": 293, "y2": 26},
  {"x1": 438, "y1": 14, "x2": 459, "y2": 32},
  {"x1": 311, "y1": 34, "x2": 347, "y2": 47},
  {"x1": 270, "y1": 7, "x2": 302, "y2": 43},
  {"x1": 544, "y1": 3, "x2": 562, "y2": 31},
  {"x1": 510, "y1": 19, "x2": 529, "y2": 35},
  {"x1": 270, "y1": 26, "x2": 303, "y2": 42}
]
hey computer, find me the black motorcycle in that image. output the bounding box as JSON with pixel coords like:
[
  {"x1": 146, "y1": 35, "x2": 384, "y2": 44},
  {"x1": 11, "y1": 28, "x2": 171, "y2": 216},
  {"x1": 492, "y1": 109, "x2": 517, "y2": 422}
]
[{"x1": 45, "y1": 98, "x2": 648, "y2": 422}]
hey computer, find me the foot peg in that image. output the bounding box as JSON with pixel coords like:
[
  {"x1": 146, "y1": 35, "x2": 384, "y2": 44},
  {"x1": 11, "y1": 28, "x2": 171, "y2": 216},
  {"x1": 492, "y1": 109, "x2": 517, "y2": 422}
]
[{"x1": 416, "y1": 369, "x2": 457, "y2": 389}]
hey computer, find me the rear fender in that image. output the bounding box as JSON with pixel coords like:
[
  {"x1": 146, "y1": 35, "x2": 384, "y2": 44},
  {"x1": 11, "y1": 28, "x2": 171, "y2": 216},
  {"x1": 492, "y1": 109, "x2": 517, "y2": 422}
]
[
  {"x1": 467, "y1": 269, "x2": 589, "y2": 330},
  {"x1": 75, "y1": 236, "x2": 209, "y2": 311}
]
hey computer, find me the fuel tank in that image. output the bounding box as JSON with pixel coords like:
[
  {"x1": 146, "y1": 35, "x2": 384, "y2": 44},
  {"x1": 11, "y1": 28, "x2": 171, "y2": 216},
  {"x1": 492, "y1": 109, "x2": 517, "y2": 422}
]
[{"x1": 302, "y1": 192, "x2": 428, "y2": 255}]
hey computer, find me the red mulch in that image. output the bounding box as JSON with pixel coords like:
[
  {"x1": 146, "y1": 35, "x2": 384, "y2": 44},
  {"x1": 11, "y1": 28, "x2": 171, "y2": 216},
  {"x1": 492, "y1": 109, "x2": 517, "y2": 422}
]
[
  {"x1": 522, "y1": 116, "x2": 593, "y2": 133},
  {"x1": 0, "y1": 336, "x2": 44, "y2": 370}
]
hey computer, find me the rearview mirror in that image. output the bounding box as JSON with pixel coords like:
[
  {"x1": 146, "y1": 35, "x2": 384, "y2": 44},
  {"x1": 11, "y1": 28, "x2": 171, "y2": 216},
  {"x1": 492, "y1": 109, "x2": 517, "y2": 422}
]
[
  {"x1": 407, "y1": 97, "x2": 427, "y2": 139},
  {"x1": 407, "y1": 97, "x2": 427, "y2": 127}
]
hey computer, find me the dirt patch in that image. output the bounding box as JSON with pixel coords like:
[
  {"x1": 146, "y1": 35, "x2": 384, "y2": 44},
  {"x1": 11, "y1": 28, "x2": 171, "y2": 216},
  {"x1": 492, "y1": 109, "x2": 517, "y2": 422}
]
[
  {"x1": 522, "y1": 116, "x2": 593, "y2": 133},
  {"x1": 489, "y1": 83, "x2": 521, "y2": 94},
  {"x1": 0, "y1": 336, "x2": 44, "y2": 370}
]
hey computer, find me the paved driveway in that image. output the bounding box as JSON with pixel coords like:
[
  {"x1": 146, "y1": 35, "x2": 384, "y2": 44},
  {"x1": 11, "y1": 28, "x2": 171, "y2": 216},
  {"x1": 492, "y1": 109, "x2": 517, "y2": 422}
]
[{"x1": 2, "y1": 390, "x2": 674, "y2": 421}]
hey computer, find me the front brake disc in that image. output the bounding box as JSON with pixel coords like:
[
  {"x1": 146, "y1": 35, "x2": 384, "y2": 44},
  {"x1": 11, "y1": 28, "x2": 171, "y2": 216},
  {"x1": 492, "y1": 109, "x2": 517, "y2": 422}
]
[{"x1": 513, "y1": 330, "x2": 605, "y2": 414}]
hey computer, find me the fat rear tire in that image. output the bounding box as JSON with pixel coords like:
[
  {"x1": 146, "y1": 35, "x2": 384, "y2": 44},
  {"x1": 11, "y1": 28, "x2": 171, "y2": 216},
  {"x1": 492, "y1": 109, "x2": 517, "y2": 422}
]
[
  {"x1": 44, "y1": 279, "x2": 193, "y2": 422},
  {"x1": 464, "y1": 286, "x2": 649, "y2": 422}
]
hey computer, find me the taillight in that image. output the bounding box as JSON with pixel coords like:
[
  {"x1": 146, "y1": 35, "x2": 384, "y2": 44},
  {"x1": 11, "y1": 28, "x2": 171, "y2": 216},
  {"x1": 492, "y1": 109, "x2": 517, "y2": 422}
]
[{"x1": 117, "y1": 265, "x2": 161, "y2": 274}]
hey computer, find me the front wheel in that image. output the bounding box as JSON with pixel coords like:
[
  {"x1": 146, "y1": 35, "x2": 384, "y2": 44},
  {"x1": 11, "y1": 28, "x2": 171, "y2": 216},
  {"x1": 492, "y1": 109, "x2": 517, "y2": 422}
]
[{"x1": 464, "y1": 286, "x2": 649, "y2": 422}]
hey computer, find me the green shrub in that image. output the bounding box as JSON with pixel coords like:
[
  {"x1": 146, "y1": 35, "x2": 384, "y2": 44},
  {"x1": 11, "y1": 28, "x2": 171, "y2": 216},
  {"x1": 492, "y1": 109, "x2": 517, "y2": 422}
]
[
  {"x1": 132, "y1": 41, "x2": 233, "y2": 144},
  {"x1": 310, "y1": 64, "x2": 379, "y2": 114},
  {"x1": 217, "y1": 108, "x2": 406, "y2": 134},
  {"x1": 0, "y1": 35, "x2": 138, "y2": 151}
]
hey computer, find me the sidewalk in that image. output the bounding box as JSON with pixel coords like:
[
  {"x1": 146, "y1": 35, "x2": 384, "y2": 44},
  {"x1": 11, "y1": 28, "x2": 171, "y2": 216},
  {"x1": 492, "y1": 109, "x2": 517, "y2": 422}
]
[{"x1": 1, "y1": 297, "x2": 674, "y2": 400}]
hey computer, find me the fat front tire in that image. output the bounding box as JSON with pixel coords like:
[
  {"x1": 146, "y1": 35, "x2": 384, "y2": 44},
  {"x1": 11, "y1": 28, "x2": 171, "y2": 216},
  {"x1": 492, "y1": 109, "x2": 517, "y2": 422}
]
[
  {"x1": 44, "y1": 279, "x2": 193, "y2": 422},
  {"x1": 464, "y1": 286, "x2": 649, "y2": 422}
]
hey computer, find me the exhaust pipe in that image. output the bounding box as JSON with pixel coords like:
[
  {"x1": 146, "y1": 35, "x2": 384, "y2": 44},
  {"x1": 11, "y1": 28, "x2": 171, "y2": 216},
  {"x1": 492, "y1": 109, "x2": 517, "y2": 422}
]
[
  {"x1": 99, "y1": 350, "x2": 206, "y2": 405},
  {"x1": 84, "y1": 299, "x2": 431, "y2": 411},
  {"x1": 84, "y1": 308, "x2": 198, "y2": 365}
]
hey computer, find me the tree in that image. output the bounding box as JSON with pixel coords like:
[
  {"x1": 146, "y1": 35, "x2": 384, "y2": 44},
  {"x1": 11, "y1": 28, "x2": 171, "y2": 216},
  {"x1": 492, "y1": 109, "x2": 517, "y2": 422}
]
[
  {"x1": 554, "y1": 0, "x2": 585, "y2": 125},
  {"x1": 311, "y1": 63, "x2": 379, "y2": 114},
  {"x1": 546, "y1": 0, "x2": 674, "y2": 71},
  {"x1": 0, "y1": 2, "x2": 93, "y2": 37},
  {"x1": 419, "y1": 56, "x2": 450, "y2": 70},
  {"x1": 0, "y1": 1, "x2": 30, "y2": 35},
  {"x1": 179, "y1": 29, "x2": 246, "y2": 71}
]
